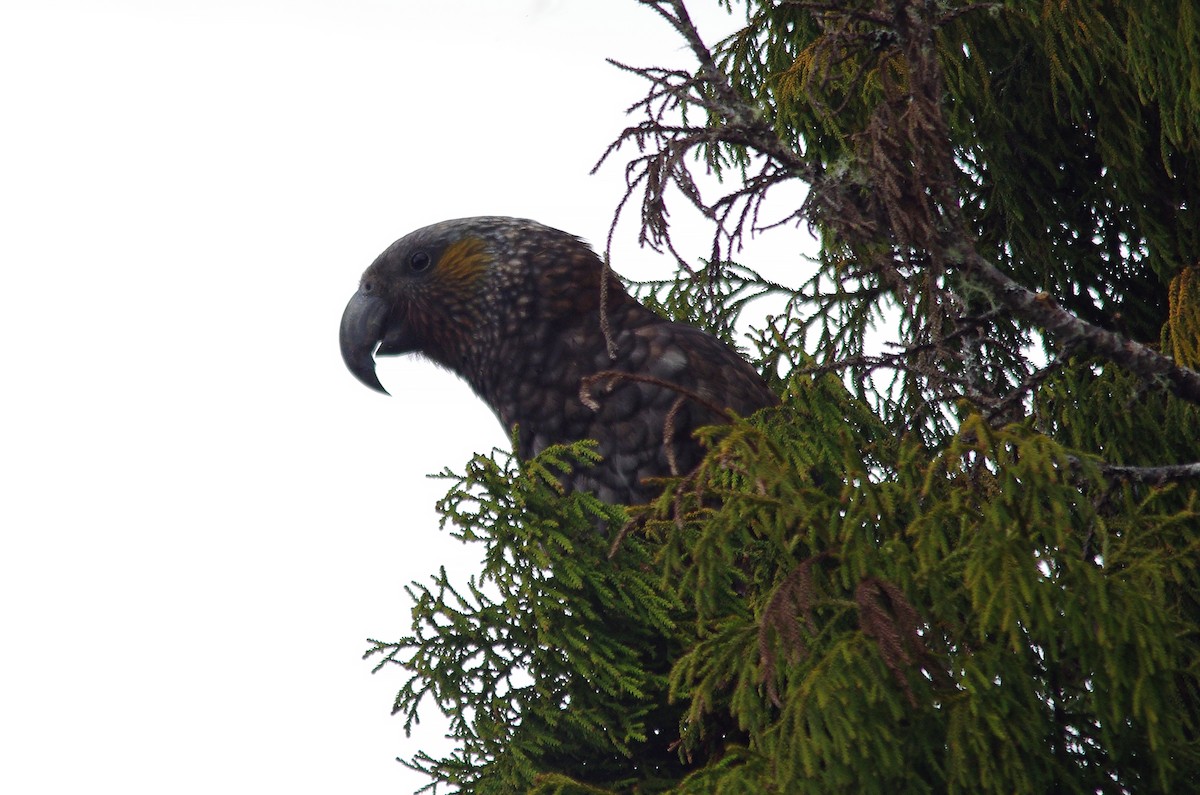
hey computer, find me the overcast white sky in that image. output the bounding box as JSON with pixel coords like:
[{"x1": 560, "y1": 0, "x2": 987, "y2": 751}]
[{"x1": 1, "y1": 2, "x2": 809, "y2": 792}]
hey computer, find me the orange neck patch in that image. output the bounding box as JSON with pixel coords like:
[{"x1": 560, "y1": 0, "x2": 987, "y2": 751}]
[{"x1": 436, "y1": 236, "x2": 490, "y2": 287}]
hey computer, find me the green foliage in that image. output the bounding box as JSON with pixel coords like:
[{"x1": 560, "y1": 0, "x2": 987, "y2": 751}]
[
  {"x1": 722, "y1": 0, "x2": 1200, "y2": 342},
  {"x1": 373, "y1": 378, "x2": 1200, "y2": 792},
  {"x1": 1035, "y1": 358, "x2": 1200, "y2": 470},
  {"x1": 658, "y1": 378, "x2": 1200, "y2": 792},
  {"x1": 631, "y1": 261, "x2": 793, "y2": 353},
  {"x1": 368, "y1": 1, "x2": 1200, "y2": 792},
  {"x1": 366, "y1": 437, "x2": 691, "y2": 793},
  {"x1": 374, "y1": 379, "x2": 1200, "y2": 792}
]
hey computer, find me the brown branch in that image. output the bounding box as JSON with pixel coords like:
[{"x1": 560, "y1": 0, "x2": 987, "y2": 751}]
[
  {"x1": 595, "y1": 2, "x2": 820, "y2": 267},
  {"x1": 609, "y1": 0, "x2": 1200, "y2": 413},
  {"x1": 850, "y1": 0, "x2": 1200, "y2": 408},
  {"x1": 984, "y1": 354, "x2": 1069, "y2": 424},
  {"x1": 636, "y1": 0, "x2": 761, "y2": 132},
  {"x1": 662, "y1": 395, "x2": 688, "y2": 475},
  {"x1": 1069, "y1": 457, "x2": 1200, "y2": 486},
  {"x1": 759, "y1": 551, "x2": 833, "y2": 708},
  {"x1": 579, "y1": 369, "x2": 731, "y2": 419},
  {"x1": 855, "y1": 577, "x2": 927, "y2": 708},
  {"x1": 954, "y1": 248, "x2": 1200, "y2": 406}
]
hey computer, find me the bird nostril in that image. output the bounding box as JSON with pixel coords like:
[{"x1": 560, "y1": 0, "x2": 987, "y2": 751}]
[{"x1": 362, "y1": 281, "x2": 373, "y2": 294}]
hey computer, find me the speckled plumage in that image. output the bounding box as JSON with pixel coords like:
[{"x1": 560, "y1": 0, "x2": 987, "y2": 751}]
[{"x1": 340, "y1": 216, "x2": 778, "y2": 504}]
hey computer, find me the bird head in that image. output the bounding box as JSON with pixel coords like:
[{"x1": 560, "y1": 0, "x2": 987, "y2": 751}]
[{"x1": 340, "y1": 216, "x2": 619, "y2": 394}]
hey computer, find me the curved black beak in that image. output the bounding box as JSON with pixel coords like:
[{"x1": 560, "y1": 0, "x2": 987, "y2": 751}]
[{"x1": 339, "y1": 290, "x2": 391, "y2": 394}]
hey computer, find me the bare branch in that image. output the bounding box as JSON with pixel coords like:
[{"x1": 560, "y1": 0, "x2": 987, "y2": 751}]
[
  {"x1": 1068, "y1": 457, "x2": 1200, "y2": 486},
  {"x1": 594, "y1": 2, "x2": 819, "y2": 267},
  {"x1": 954, "y1": 248, "x2": 1200, "y2": 406},
  {"x1": 1089, "y1": 461, "x2": 1200, "y2": 485},
  {"x1": 605, "y1": 0, "x2": 1200, "y2": 421},
  {"x1": 580, "y1": 369, "x2": 730, "y2": 418}
]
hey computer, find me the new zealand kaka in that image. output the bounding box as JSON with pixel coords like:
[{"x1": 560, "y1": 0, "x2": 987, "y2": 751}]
[{"x1": 339, "y1": 216, "x2": 777, "y2": 504}]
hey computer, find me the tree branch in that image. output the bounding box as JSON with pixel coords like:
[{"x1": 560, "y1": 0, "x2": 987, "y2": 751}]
[
  {"x1": 608, "y1": 0, "x2": 1200, "y2": 414},
  {"x1": 954, "y1": 248, "x2": 1200, "y2": 406},
  {"x1": 1071, "y1": 457, "x2": 1200, "y2": 486}
]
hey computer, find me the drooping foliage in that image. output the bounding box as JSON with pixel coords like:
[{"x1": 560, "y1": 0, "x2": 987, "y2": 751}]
[
  {"x1": 746, "y1": 0, "x2": 1200, "y2": 340},
  {"x1": 368, "y1": 1, "x2": 1200, "y2": 792}
]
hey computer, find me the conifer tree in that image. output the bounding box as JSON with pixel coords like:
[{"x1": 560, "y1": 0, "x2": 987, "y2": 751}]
[{"x1": 366, "y1": 1, "x2": 1200, "y2": 792}]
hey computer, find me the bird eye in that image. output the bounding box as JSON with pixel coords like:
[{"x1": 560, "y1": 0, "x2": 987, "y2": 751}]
[
  {"x1": 410, "y1": 251, "x2": 432, "y2": 273},
  {"x1": 361, "y1": 280, "x2": 374, "y2": 294}
]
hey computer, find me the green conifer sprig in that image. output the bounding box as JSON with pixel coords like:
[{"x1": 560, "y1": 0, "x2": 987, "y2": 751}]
[{"x1": 372, "y1": 2, "x2": 1200, "y2": 791}]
